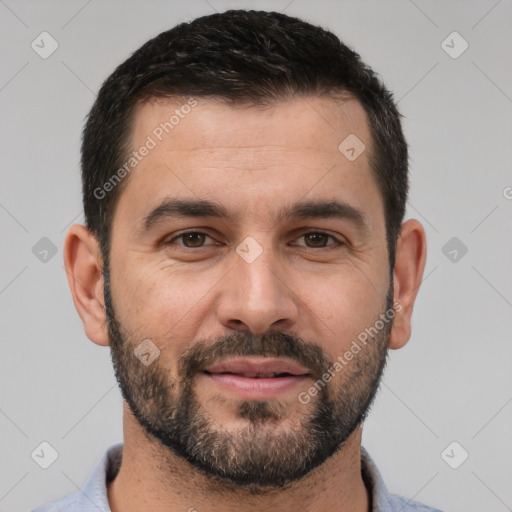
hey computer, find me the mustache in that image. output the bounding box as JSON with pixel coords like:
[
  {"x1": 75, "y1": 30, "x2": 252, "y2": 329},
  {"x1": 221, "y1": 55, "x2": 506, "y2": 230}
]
[{"x1": 177, "y1": 330, "x2": 333, "y2": 381}]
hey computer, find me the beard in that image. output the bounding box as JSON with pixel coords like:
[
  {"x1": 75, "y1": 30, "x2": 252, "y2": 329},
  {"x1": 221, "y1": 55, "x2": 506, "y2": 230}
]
[{"x1": 104, "y1": 266, "x2": 391, "y2": 491}]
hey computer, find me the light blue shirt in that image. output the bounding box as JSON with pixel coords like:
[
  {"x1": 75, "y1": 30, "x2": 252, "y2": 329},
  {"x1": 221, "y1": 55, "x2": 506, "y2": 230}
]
[{"x1": 32, "y1": 443, "x2": 443, "y2": 511}]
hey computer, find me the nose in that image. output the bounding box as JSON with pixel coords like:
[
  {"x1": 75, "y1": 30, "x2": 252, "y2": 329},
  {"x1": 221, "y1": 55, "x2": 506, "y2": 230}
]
[{"x1": 215, "y1": 246, "x2": 299, "y2": 336}]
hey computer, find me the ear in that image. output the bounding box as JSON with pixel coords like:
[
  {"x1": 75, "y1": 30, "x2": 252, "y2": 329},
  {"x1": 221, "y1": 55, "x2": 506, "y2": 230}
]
[
  {"x1": 63, "y1": 224, "x2": 109, "y2": 347},
  {"x1": 388, "y1": 219, "x2": 427, "y2": 350}
]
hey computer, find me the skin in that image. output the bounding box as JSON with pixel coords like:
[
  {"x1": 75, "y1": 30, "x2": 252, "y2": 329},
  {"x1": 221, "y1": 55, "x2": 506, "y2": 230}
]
[{"x1": 64, "y1": 95, "x2": 427, "y2": 512}]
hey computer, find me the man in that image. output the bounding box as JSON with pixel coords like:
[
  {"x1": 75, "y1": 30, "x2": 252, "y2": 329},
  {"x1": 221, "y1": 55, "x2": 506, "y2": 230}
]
[{"x1": 33, "y1": 9, "x2": 440, "y2": 512}]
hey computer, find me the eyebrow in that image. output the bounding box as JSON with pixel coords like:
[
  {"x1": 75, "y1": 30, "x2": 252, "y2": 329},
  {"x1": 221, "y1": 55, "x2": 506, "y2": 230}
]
[{"x1": 141, "y1": 198, "x2": 369, "y2": 234}]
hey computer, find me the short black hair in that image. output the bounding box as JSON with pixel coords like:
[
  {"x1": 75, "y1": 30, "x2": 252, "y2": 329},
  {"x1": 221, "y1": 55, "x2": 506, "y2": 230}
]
[{"x1": 81, "y1": 9, "x2": 408, "y2": 270}]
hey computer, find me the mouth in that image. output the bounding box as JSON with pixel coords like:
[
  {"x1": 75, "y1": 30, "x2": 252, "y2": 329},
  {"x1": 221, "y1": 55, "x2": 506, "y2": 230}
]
[
  {"x1": 201, "y1": 357, "x2": 311, "y2": 399},
  {"x1": 206, "y1": 372, "x2": 298, "y2": 378}
]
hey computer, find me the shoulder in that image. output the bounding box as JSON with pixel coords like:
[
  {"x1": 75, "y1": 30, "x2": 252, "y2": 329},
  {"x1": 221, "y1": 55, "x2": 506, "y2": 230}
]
[
  {"x1": 386, "y1": 493, "x2": 444, "y2": 511},
  {"x1": 361, "y1": 447, "x2": 444, "y2": 512},
  {"x1": 30, "y1": 443, "x2": 123, "y2": 512},
  {"x1": 31, "y1": 492, "x2": 80, "y2": 512}
]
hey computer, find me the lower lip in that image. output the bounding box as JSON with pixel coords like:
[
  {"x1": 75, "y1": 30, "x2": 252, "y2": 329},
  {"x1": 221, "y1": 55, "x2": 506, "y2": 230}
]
[{"x1": 202, "y1": 372, "x2": 308, "y2": 400}]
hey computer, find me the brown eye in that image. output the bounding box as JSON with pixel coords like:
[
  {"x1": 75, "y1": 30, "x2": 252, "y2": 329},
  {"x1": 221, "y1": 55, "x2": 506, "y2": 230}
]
[
  {"x1": 294, "y1": 232, "x2": 342, "y2": 249},
  {"x1": 181, "y1": 232, "x2": 207, "y2": 247},
  {"x1": 304, "y1": 232, "x2": 329, "y2": 248},
  {"x1": 165, "y1": 231, "x2": 215, "y2": 248}
]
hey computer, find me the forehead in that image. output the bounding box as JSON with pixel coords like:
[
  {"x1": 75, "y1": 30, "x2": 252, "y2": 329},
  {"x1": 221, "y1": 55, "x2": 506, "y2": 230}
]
[
  {"x1": 115, "y1": 94, "x2": 381, "y2": 231},
  {"x1": 131, "y1": 94, "x2": 370, "y2": 159}
]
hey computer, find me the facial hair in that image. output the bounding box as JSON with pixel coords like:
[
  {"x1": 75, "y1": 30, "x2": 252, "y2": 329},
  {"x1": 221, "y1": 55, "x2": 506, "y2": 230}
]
[{"x1": 104, "y1": 265, "x2": 391, "y2": 490}]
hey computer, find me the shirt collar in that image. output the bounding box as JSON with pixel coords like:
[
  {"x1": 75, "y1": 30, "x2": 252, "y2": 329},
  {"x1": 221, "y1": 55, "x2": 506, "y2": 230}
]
[{"x1": 77, "y1": 444, "x2": 397, "y2": 512}]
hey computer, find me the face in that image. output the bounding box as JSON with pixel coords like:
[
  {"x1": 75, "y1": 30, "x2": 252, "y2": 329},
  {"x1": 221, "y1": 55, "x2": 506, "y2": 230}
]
[{"x1": 105, "y1": 95, "x2": 393, "y2": 489}]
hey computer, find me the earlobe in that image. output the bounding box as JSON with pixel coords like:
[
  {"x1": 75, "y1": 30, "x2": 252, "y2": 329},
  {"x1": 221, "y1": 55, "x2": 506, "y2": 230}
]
[
  {"x1": 63, "y1": 224, "x2": 110, "y2": 347},
  {"x1": 388, "y1": 219, "x2": 427, "y2": 350}
]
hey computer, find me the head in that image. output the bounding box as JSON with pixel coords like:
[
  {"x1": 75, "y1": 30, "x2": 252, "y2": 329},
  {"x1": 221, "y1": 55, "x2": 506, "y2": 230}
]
[{"x1": 65, "y1": 10, "x2": 426, "y2": 491}]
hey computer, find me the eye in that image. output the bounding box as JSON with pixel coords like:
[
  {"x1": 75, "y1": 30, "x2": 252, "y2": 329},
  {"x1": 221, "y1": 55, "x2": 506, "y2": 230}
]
[
  {"x1": 164, "y1": 230, "x2": 217, "y2": 248},
  {"x1": 163, "y1": 230, "x2": 344, "y2": 250},
  {"x1": 292, "y1": 231, "x2": 343, "y2": 249}
]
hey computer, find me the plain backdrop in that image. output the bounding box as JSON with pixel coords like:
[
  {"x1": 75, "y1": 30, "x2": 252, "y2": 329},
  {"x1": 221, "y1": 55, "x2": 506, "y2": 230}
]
[{"x1": 1, "y1": 1, "x2": 511, "y2": 511}]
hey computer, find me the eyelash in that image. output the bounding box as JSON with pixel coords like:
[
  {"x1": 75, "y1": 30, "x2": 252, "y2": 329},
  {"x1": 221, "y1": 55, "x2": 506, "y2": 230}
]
[{"x1": 164, "y1": 230, "x2": 344, "y2": 250}]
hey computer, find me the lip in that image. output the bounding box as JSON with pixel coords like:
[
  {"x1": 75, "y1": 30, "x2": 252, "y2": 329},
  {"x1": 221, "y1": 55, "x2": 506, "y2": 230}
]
[
  {"x1": 201, "y1": 357, "x2": 310, "y2": 400},
  {"x1": 204, "y1": 357, "x2": 310, "y2": 377}
]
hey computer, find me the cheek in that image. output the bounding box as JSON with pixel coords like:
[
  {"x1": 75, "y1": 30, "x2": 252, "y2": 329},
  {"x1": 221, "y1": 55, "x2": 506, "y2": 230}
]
[
  {"x1": 113, "y1": 255, "x2": 185, "y2": 314},
  {"x1": 299, "y1": 267, "x2": 387, "y2": 356},
  {"x1": 110, "y1": 260, "x2": 218, "y2": 354}
]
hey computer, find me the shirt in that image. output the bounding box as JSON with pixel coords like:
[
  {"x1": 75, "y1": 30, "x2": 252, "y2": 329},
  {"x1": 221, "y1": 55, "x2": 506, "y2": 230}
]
[{"x1": 31, "y1": 443, "x2": 443, "y2": 511}]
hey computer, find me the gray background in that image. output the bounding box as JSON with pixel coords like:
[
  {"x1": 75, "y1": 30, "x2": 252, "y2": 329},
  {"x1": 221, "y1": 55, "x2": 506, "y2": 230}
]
[{"x1": 1, "y1": 1, "x2": 511, "y2": 511}]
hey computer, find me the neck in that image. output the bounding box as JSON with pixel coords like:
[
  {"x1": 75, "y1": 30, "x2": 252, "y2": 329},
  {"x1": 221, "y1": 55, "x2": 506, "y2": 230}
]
[{"x1": 107, "y1": 404, "x2": 370, "y2": 512}]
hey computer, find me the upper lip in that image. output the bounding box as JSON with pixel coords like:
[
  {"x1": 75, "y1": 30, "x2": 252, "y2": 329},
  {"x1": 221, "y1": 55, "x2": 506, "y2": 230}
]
[{"x1": 203, "y1": 357, "x2": 310, "y2": 377}]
